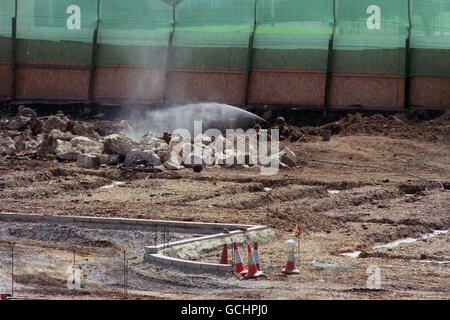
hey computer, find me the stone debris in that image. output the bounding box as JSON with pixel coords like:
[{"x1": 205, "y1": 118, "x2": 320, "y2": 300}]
[
  {"x1": 76, "y1": 154, "x2": 100, "y2": 169},
  {"x1": 1, "y1": 110, "x2": 298, "y2": 173},
  {"x1": 124, "y1": 149, "x2": 161, "y2": 167},
  {"x1": 280, "y1": 146, "x2": 297, "y2": 167},
  {"x1": 54, "y1": 139, "x2": 80, "y2": 161},
  {"x1": 43, "y1": 115, "x2": 68, "y2": 132},
  {"x1": 50, "y1": 129, "x2": 73, "y2": 141},
  {"x1": 102, "y1": 134, "x2": 138, "y2": 156}
]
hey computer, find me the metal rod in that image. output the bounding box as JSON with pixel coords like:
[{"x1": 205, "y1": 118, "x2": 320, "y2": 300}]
[
  {"x1": 244, "y1": 0, "x2": 258, "y2": 106},
  {"x1": 11, "y1": 16, "x2": 17, "y2": 101},
  {"x1": 123, "y1": 250, "x2": 127, "y2": 298},
  {"x1": 88, "y1": 1, "x2": 100, "y2": 102},
  {"x1": 404, "y1": 0, "x2": 412, "y2": 109},
  {"x1": 11, "y1": 242, "x2": 14, "y2": 297},
  {"x1": 162, "y1": 0, "x2": 176, "y2": 104},
  {"x1": 324, "y1": 0, "x2": 336, "y2": 108}
]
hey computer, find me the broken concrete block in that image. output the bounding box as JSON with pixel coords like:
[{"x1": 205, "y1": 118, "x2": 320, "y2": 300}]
[
  {"x1": 50, "y1": 129, "x2": 73, "y2": 141},
  {"x1": 76, "y1": 154, "x2": 100, "y2": 169},
  {"x1": 54, "y1": 140, "x2": 80, "y2": 161},
  {"x1": 69, "y1": 136, "x2": 95, "y2": 148},
  {"x1": 5, "y1": 145, "x2": 16, "y2": 155},
  {"x1": 83, "y1": 146, "x2": 103, "y2": 155},
  {"x1": 124, "y1": 149, "x2": 161, "y2": 167},
  {"x1": 98, "y1": 154, "x2": 119, "y2": 166},
  {"x1": 18, "y1": 107, "x2": 37, "y2": 119},
  {"x1": 280, "y1": 146, "x2": 297, "y2": 167},
  {"x1": 163, "y1": 154, "x2": 184, "y2": 170},
  {"x1": 194, "y1": 134, "x2": 212, "y2": 145},
  {"x1": 43, "y1": 115, "x2": 67, "y2": 132},
  {"x1": 103, "y1": 134, "x2": 138, "y2": 156},
  {"x1": 140, "y1": 132, "x2": 160, "y2": 146},
  {"x1": 169, "y1": 134, "x2": 191, "y2": 148},
  {"x1": 7, "y1": 116, "x2": 31, "y2": 131},
  {"x1": 0, "y1": 135, "x2": 15, "y2": 148}
]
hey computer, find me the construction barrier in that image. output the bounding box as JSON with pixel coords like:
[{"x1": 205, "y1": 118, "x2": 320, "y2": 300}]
[{"x1": 0, "y1": 0, "x2": 449, "y2": 109}]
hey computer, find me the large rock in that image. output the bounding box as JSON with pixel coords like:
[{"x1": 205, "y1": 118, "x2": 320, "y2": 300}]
[
  {"x1": 163, "y1": 154, "x2": 184, "y2": 170},
  {"x1": 124, "y1": 149, "x2": 161, "y2": 167},
  {"x1": 169, "y1": 135, "x2": 190, "y2": 148},
  {"x1": 28, "y1": 118, "x2": 42, "y2": 136},
  {"x1": 280, "y1": 146, "x2": 297, "y2": 167},
  {"x1": 54, "y1": 139, "x2": 80, "y2": 161},
  {"x1": 0, "y1": 135, "x2": 15, "y2": 148},
  {"x1": 43, "y1": 116, "x2": 67, "y2": 132},
  {"x1": 7, "y1": 116, "x2": 31, "y2": 131},
  {"x1": 102, "y1": 134, "x2": 138, "y2": 156},
  {"x1": 5, "y1": 145, "x2": 16, "y2": 156},
  {"x1": 50, "y1": 129, "x2": 73, "y2": 141},
  {"x1": 140, "y1": 132, "x2": 160, "y2": 145},
  {"x1": 69, "y1": 136, "x2": 101, "y2": 150},
  {"x1": 18, "y1": 108, "x2": 37, "y2": 119},
  {"x1": 76, "y1": 154, "x2": 100, "y2": 169},
  {"x1": 194, "y1": 134, "x2": 212, "y2": 145},
  {"x1": 98, "y1": 154, "x2": 119, "y2": 166}
]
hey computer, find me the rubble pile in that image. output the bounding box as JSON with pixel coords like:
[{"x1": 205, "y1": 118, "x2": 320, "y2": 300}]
[{"x1": 0, "y1": 108, "x2": 299, "y2": 171}]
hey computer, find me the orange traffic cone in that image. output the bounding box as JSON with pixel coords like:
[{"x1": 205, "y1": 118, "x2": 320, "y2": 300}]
[
  {"x1": 282, "y1": 240, "x2": 299, "y2": 274},
  {"x1": 253, "y1": 242, "x2": 260, "y2": 270},
  {"x1": 245, "y1": 244, "x2": 264, "y2": 279},
  {"x1": 219, "y1": 243, "x2": 228, "y2": 264},
  {"x1": 233, "y1": 242, "x2": 247, "y2": 275}
]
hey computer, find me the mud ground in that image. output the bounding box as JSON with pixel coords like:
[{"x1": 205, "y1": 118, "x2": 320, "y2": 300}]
[{"x1": 0, "y1": 111, "x2": 449, "y2": 300}]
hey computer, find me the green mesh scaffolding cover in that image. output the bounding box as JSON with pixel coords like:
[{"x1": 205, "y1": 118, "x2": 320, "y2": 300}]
[
  {"x1": 333, "y1": 0, "x2": 409, "y2": 76},
  {"x1": 253, "y1": 0, "x2": 334, "y2": 71},
  {"x1": 97, "y1": 0, "x2": 173, "y2": 66},
  {"x1": 0, "y1": 0, "x2": 13, "y2": 62},
  {"x1": 410, "y1": 0, "x2": 450, "y2": 77},
  {"x1": 172, "y1": 0, "x2": 254, "y2": 70},
  {"x1": 16, "y1": 0, "x2": 98, "y2": 64}
]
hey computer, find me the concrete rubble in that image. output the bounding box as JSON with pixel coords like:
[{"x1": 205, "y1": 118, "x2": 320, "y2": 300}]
[{"x1": 0, "y1": 110, "x2": 298, "y2": 172}]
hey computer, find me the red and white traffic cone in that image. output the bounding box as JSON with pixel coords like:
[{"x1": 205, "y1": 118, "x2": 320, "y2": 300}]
[
  {"x1": 282, "y1": 240, "x2": 299, "y2": 274},
  {"x1": 253, "y1": 242, "x2": 261, "y2": 270},
  {"x1": 233, "y1": 242, "x2": 247, "y2": 276},
  {"x1": 245, "y1": 244, "x2": 264, "y2": 279},
  {"x1": 219, "y1": 243, "x2": 228, "y2": 265}
]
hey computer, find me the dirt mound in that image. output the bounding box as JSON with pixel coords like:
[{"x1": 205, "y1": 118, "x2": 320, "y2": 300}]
[{"x1": 338, "y1": 112, "x2": 450, "y2": 142}]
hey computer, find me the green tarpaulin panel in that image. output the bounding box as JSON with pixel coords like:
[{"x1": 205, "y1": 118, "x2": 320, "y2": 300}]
[
  {"x1": 410, "y1": 0, "x2": 450, "y2": 77},
  {"x1": 253, "y1": 0, "x2": 334, "y2": 71},
  {"x1": 0, "y1": 0, "x2": 14, "y2": 62},
  {"x1": 172, "y1": 0, "x2": 254, "y2": 70},
  {"x1": 16, "y1": 0, "x2": 98, "y2": 64},
  {"x1": 333, "y1": 0, "x2": 410, "y2": 76},
  {"x1": 97, "y1": 0, "x2": 173, "y2": 66}
]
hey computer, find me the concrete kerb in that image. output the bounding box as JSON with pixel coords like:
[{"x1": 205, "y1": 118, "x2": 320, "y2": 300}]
[{"x1": 0, "y1": 212, "x2": 275, "y2": 275}]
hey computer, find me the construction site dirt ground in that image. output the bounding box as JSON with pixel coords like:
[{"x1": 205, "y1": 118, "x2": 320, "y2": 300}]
[{"x1": 0, "y1": 112, "x2": 449, "y2": 300}]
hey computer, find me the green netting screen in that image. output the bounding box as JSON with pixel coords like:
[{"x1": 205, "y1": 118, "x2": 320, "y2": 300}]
[
  {"x1": 410, "y1": 0, "x2": 450, "y2": 77},
  {"x1": 1, "y1": 0, "x2": 449, "y2": 77},
  {"x1": 172, "y1": 0, "x2": 254, "y2": 70},
  {"x1": 333, "y1": 0, "x2": 410, "y2": 76},
  {"x1": 16, "y1": 0, "x2": 98, "y2": 65},
  {"x1": 0, "y1": 0, "x2": 14, "y2": 62},
  {"x1": 253, "y1": 0, "x2": 334, "y2": 71},
  {"x1": 97, "y1": 0, "x2": 173, "y2": 67}
]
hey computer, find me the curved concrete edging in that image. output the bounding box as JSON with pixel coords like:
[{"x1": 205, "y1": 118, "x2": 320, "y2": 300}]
[
  {"x1": 144, "y1": 225, "x2": 275, "y2": 273},
  {"x1": 0, "y1": 212, "x2": 275, "y2": 274}
]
